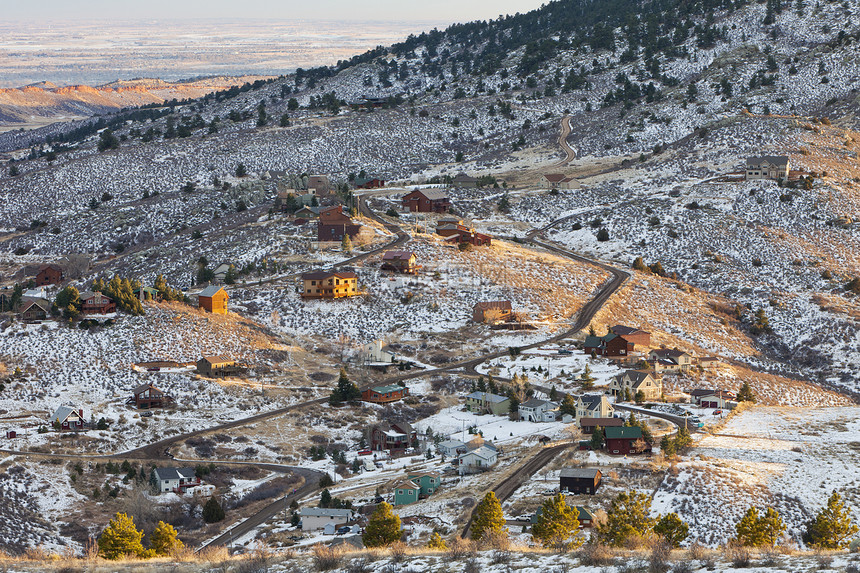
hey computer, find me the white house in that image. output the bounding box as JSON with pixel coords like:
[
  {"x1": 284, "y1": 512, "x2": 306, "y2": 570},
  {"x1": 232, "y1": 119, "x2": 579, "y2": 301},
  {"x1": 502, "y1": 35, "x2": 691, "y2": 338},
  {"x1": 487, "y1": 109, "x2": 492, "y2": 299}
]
[
  {"x1": 300, "y1": 507, "x2": 353, "y2": 531},
  {"x1": 437, "y1": 439, "x2": 466, "y2": 457},
  {"x1": 518, "y1": 398, "x2": 558, "y2": 422},
  {"x1": 151, "y1": 467, "x2": 201, "y2": 494},
  {"x1": 575, "y1": 394, "x2": 614, "y2": 420},
  {"x1": 360, "y1": 340, "x2": 395, "y2": 364},
  {"x1": 458, "y1": 444, "x2": 498, "y2": 474}
]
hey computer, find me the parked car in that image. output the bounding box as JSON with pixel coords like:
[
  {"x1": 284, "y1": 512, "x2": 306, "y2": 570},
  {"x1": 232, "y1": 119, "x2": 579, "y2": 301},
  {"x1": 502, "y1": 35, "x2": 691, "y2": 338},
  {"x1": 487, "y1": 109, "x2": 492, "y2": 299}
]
[
  {"x1": 336, "y1": 526, "x2": 351, "y2": 535},
  {"x1": 541, "y1": 488, "x2": 556, "y2": 496},
  {"x1": 712, "y1": 409, "x2": 723, "y2": 415},
  {"x1": 357, "y1": 449, "x2": 372, "y2": 456}
]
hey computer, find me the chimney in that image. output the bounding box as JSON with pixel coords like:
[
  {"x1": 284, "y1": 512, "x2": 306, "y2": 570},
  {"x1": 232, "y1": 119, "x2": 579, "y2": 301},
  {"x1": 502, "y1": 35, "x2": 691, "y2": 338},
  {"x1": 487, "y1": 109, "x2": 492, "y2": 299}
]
[{"x1": 79, "y1": 409, "x2": 83, "y2": 417}]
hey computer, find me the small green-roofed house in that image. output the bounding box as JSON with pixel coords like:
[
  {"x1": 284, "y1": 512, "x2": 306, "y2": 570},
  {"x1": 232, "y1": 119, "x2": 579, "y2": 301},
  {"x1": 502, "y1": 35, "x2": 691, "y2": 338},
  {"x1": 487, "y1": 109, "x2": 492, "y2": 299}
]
[
  {"x1": 604, "y1": 425, "x2": 652, "y2": 455},
  {"x1": 531, "y1": 505, "x2": 594, "y2": 527},
  {"x1": 361, "y1": 383, "x2": 408, "y2": 404},
  {"x1": 393, "y1": 479, "x2": 420, "y2": 505}
]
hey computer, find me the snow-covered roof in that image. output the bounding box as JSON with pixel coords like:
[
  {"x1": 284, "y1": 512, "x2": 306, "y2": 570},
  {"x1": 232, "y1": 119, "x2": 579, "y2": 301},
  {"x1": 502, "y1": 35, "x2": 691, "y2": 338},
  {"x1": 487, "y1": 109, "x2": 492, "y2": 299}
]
[
  {"x1": 300, "y1": 507, "x2": 352, "y2": 518},
  {"x1": 50, "y1": 405, "x2": 80, "y2": 423},
  {"x1": 459, "y1": 445, "x2": 497, "y2": 461},
  {"x1": 466, "y1": 391, "x2": 509, "y2": 403}
]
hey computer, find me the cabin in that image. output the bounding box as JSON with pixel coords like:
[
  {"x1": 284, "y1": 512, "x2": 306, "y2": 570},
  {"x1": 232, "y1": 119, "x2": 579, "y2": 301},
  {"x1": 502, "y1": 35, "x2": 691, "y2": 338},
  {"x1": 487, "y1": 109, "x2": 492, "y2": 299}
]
[
  {"x1": 361, "y1": 384, "x2": 408, "y2": 404},
  {"x1": 126, "y1": 383, "x2": 173, "y2": 409},
  {"x1": 393, "y1": 480, "x2": 420, "y2": 505},
  {"x1": 540, "y1": 174, "x2": 580, "y2": 190},
  {"x1": 50, "y1": 406, "x2": 84, "y2": 430},
  {"x1": 300, "y1": 507, "x2": 352, "y2": 531},
  {"x1": 579, "y1": 417, "x2": 623, "y2": 434},
  {"x1": 452, "y1": 172, "x2": 479, "y2": 188},
  {"x1": 458, "y1": 444, "x2": 498, "y2": 474},
  {"x1": 435, "y1": 218, "x2": 466, "y2": 237},
  {"x1": 80, "y1": 291, "x2": 116, "y2": 315},
  {"x1": 381, "y1": 251, "x2": 420, "y2": 274},
  {"x1": 19, "y1": 298, "x2": 51, "y2": 322},
  {"x1": 317, "y1": 205, "x2": 362, "y2": 242},
  {"x1": 295, "y1": 206, "x2": 320, "y2": 219},
  {"x1": 560, "y1": 468, "x2": 602, "y2": 494},
  {"x1": 369, "y1": 421, "x2": 416, "y2": 452},
  {"x1": 151, "y1": 467, "x2": 201, "y2": 494},
  {"x1": 472, "y1": 301, "x2": 513, "y2": 324},
  {"x1": 610, "y1": 325, "x2": 651, "y2": 348},
  {"x1": 604, "y1": 426, "x2": 651, "y2": 455},
  {"x1": 610, "y1": 371, "x2": 662, "y2": 401},
  {"x1": 198, "y1": 286, "x2": 228, "y2": 314},
  {"x1": 35, "y1": 264, "x2": 63, "y2": 286},
  {"x1": 301, "y1": 270, "x2": 359, "y2": 299},
  {"x1": 196, "y1": 356, "x2": 239, "y2": 377},
  {"x1": 745, "y1": 156, "x2": 790, "y2": 181},
  {"x1": 445, "y1": 228, "x2": 492, "y2": 247},
  {"x1": 401, "y1": 189, "x2": 451, "y2": 213},
  {"x1": 465, "y1": 391, "x2": 511, "y2": 416},
  {"x1": 583, "y1": 333, "x2": 635, "y2": 358}
]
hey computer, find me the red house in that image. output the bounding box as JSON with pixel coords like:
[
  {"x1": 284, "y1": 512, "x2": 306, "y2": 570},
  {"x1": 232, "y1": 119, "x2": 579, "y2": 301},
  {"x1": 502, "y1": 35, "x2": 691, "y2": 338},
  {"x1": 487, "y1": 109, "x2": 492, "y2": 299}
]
[
  {"x1": 80, "y1": 291, "x2": 117, "y2": 315},
  {"x1": 369, "y1": 421, "x2": 416, "y2": 452},
  {"x1": 583, "y1": 333, "x2": 635, "y2": 357},
  {"x1": 401, "y1": 189, "x2": 451, "y2": 213},
  {"x1": 355, "y1": 176, "x2": 385, "y2": 189},
  {"x1": 610, "y1": 325, "x2": 651, "y2": 348},
  {"x1": 35, "y1": 264, "x2": 63, "y2": 286},
  {"x1": 445, "y1": 228, "x2": 492, "y2": 247},
  {"x1": 317, "y1": 205, "x2": 362, "y2": 242},
  {"x1": 362, "y1": 384, "x2": 408, "y2": 404},
  {"x1": 604, "y1": 426, "x2": 651, "y2": 455},
  {"x1": 50, "y1": 406, "x2": 85, "y2": 430}
]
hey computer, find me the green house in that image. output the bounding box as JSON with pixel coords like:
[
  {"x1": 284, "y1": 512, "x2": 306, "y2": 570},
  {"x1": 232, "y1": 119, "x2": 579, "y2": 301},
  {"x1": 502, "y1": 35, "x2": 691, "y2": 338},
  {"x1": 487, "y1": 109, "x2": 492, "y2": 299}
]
[
  {"x1": 406, "y1": 472, "x2": 440, "y2": 497},
  {"x1": 393, "y1": 479, "x2": 420, "y2": 505}
]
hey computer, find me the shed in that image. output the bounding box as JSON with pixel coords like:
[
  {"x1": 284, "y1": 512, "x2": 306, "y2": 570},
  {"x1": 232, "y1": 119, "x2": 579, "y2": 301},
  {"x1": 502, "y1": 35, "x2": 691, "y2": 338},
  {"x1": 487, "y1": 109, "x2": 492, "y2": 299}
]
[
  {"x1": 559, "y1": 468, "x2": 602, "y2": 494},
  {"x1": 198, "y1": 286, "x2": 228, "y2": 314}
]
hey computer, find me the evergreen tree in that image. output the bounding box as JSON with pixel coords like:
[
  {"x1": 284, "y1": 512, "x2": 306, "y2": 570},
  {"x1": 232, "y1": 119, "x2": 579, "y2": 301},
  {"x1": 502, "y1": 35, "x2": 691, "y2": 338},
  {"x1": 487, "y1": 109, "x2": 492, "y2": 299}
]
[
  {"x1": 597, "y1": 491, "x2": 656, "y2": 546},
  {"x1": 330, "y1": 368, "x2": 361, "y2": 405},
  {"x1": 427, "y1": 531, "x2": 447, "y2": 550},
  {"x1": 471, "y1": 491, "x2": 507, "y2": 541},
  {"x1": 97, "y1": 129, "x2": 120, "y2": 152},
  {"x1": 498, "y1": 194, "x2": 511, "y2": 213},
  {"x1": 55, "y1": 285, "x2": 81, "y2": 318},
  {"x1": 203, "y1": 497, "x2": 225, "y2": 523},
  {"x1": 149, "y1": 521, "x2": 183, "y2": 556},
  {"x1": 803, "y1": 492, "x2": 859, "y2": 549},
  {"x1": 98, "y1": 512, "x2": 146, "y2": 559},
  {"x1": 319, "y1": 488, "x2": 332, "y2": 508},
  {"x1": 653, "y1": 513, "x2": 689, "y2": 547},
  {"x1": 532, "y1": 494, "x2": 582, "y2": 549},
  {"x1": 590, "y1": 426, "x2": 605, "y2": 450},
  {"x1": 736, "y1": 381, "x2": 757, "y2": 403},
  {"x1": 341, "y1": 233, "x2": 353, "y2": 253},
  {"x1": 735, "y1": 506, "x2": 785, "y2": 547},
  {"x1": 580, "y1": 364, "x2": 595, "y2": 389},
  {"x1": 559, "y1": 394, "x2": 577, "y2": 416},
  {"x1": 660, "y1": 434, "x2": 676, "y2": 457},
  {"x1": 235, "y1": 163, "x2": 247, "y2": 178},
  {"x1": 549, "y1": 386, "x2": 558, "y2": 401},
  {"x1": 363, "y1": 502, "x2": 402, "y2": 547}
]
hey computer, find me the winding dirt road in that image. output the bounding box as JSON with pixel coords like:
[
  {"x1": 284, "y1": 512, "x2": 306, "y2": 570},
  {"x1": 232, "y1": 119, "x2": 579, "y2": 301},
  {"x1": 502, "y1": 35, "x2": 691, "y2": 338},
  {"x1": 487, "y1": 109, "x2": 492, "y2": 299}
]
[{"x1": 555, "y1": 115, "x2": 576, "y2": 166}]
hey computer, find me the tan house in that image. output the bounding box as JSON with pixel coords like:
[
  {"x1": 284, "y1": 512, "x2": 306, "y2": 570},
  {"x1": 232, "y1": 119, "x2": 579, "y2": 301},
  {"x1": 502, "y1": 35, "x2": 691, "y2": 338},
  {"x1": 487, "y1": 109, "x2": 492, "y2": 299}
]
[
  {"x1": 196, "y1": 356, "x2": 238, "y2": 376},
  {"x1": 745, "y1": 156, "x2": 790, "y2": 180},
  {"x1": 381, "y1": 251, "x2": 420, "y2": 274},
  {"x1": 540, "y1": 173, "x2": 581, "y2": 190},
  {"x1": 301, "y1": 270, "x2": 359, "y2": 299},
  {"x1": 465, "y1": 391, "x2": 511, "y2": 416},
  {"x1": 648, "y1": 348, "x2": 694, "y2": 372},
  {"x1": 575, "y1": 394, "x2": 614, "y2": 420},
  {"x1": 610, "y1": 370, "x2": 663, "y2": 401},
  {"x1": 472, "y1": 301, "x2": 513, "y2": 324}
]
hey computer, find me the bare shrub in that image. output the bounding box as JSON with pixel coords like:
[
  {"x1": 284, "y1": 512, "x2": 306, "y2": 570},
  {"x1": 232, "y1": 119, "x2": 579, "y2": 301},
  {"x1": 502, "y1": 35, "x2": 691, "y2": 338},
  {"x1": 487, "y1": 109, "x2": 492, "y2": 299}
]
[
  {"x1": 814, "y1": 551, "x2": 833, "y2": 568},
  {"x1": 672, "y1": 562, "x2": 693, "y2": 573},
  {"x1": 491, "y1": 548, "x2": 512, "y2": 564},
  {"x1": 446, "y1": 537, "x2": 475, "y2": 561},
  {"x1": 577, "y1": 541, "x2": 614, "y2": 566},
  {"x1": 389, "y1": 542, "x2": 408, "y2": 563},
  {"x1": 686, "y1": 540, "x2": 706, "y2": 561},
  {"x1": 481, "y1": 529, "x2": 510, "y2": 550},
  {"x1": 197, "y1": 545, "x2": 229, "y2": 562},
  {"x1": 727, "y1": 544, "x2": 751, "y2": 568},
  {"x1": 649, "y1": 540, "x2": 671, "y2": 573},
  {"x1": 759, "y1": 546, "x2": 781, "y2": 566},
  {"x1": 464, "y1": 557, "x2": 480, "y2": 573},
  {"x1": 346, "y1": 557, "x2": 372, "y2": 573},
  {"x1": 312, "y1": 544, "x2": 342, "y2": 571},
  {"x1": 845, "y1": 563, "x2": 860, "y2": 573}
]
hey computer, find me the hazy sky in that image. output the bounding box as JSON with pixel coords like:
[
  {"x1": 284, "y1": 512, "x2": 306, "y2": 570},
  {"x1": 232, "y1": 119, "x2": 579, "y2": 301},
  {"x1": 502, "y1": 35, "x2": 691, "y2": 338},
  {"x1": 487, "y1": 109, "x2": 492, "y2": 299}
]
[{"x1": 6, "y1": 0, "x2": 549, "y2": 23}]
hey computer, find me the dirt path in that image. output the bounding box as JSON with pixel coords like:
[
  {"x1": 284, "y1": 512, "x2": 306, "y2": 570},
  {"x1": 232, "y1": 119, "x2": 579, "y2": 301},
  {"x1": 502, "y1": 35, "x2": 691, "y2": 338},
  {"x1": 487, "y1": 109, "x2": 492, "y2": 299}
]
[{"x1": 554, "y1": 115, "x2": 576, "y2": 166}]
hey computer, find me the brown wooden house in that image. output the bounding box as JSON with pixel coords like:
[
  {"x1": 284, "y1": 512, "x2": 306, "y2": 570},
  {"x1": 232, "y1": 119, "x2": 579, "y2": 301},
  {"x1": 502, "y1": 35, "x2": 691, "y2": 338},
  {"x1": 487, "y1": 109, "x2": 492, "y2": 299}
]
[
  {"x1": 198, "y1": 286, "x2": 228, "y2": 314},
  {"x1": 361, "y1": 384, "x2": 408, "y2": 404},
  {"x1": 473, "y1": 301, "x2": 513, "y2": 324},
  {"x1": 35, "y1": 264, "x2": 63, "y2": 286},
  {"x1": 604, "y1": 426, "x2": 652, "y2": 455},
  {"x1": 355, "y1": 176, "x2": 385, "y2": 189},
  {"x1": 80, "y1": 291, "x2": 117, "y2": 315},
  {"x1": 401, "y1": 189, "x2": 451, "y2": 213},
  {"x1": 583, "y1": 333, "x2": 635, "y2": 357},
  {"x1": 579, "y1": 417, "x2": 623, "y2": 434},
  {"x1": 317, "y1": 205, "x2": 362, "y2": 242},
  {"x1": 560, "y1": 468, "x2": 602, "y2": 494},
  {"x1": 196, "y1": 356, "x2": 240, "y2": 376},
  {"x1": 610, "y1": 325, "x2": 651, "y2": 347},
  {"x1": 19, "y1": 298, "x2": 51, "y2": 322},
  {"x1": 301, "y1": 271, "x2": 359, "y2": 299},
  {"x1": 445, "y1": 228, "x2": 492, "y2": 247},
  {"x1": 369, "y1": 421, "x2": 416, "y2": 452},
  {"x1": 126, "y1": 383, "x2": 174, "y2": 409},
  {"x1": 381, "y1": 251, "x2": 419, "y2": 274},
  {"x1": 50, "y1": 406, "x2": 84, "y2": 431}
]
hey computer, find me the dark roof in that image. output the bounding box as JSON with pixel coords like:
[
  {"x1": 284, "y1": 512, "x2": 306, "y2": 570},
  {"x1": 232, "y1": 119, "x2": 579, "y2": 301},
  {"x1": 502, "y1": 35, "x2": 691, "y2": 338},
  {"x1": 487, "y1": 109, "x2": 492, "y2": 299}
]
[
  {"x1": 38, "y1": 264, "x2": 63, "y2": 272},
  {"x1": 605, "y1": 426, "x2": 643, "y2": 440},
  {"x1": 407, "y1": 188, "x2": 448, "y2": 200},
  {"x1": 153, "y1": 467, "x2": 196, "y2": 481},
  {"x1": 650, "y1": 348, "x2": 689, "y2": 358},
  {"x1": 578, "y1": 395, "x2": 605, "y2": 410},
  {"x1": 560, "y1": 467, "x2": 601, "y2": 479},
  {"x1": 19, "y1": 298, "x2": 51, "y2": 313},
  {"x1": 611, "y1": 325, "x2": 650, "y2": 336},
  {"x1": 579, "y1": 417, "x2": 623, "y2": 427},
  {"x1": 301, "y1": 270, "x2": 358, "y2": 281},
  {"x1": 382, "y1": 251, "x2": 415, "y2": 261},
  {"x1": 132, "y1": 383, "x2": 162, "y2": 395},
  {"x1": 617, "y1": 371, "x2": 654, "y2": 385},
  {"x1": 543, "y1": 173, "x2": 567, "y2": 182},
  {"x1": 200, "y1": 355, "x2": 234, "y2": 364},
  {"x1": 473, "y1": 301, "x2": 512, "y2": 312},
  {"x1": 747, "y1": 155, "x2": 789, "y2": 167},
  {"x1": 520, "y1": 398, "x2": 552, "y2": 409},
  {"x1": 453, "y1": 172, "x2": 477, "y2": 182},
  {"x1": 584, "y1": 333, "x2": 619, "y2": 347},
  {"x1": 199, "y1": 286, "x2": 226, "y2": 298}
]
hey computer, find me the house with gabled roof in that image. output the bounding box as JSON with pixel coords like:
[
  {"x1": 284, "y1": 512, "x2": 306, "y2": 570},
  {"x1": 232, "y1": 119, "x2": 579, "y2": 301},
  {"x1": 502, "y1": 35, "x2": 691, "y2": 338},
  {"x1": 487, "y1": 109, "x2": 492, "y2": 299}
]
[
  {"x1": 437, "y1": 439, "x2": 466, "y2": 458},
  {"x1": 745, "y1": 156, "x2": 790, "y2": 181},
  {"x1": 648, "y1": 348, "x2": 694, "y2": 372},
  {"x1": 50, "y1": 406, "x2": 84, "y2": 430},
  {"x1": 610, "y1": 325, "x2": 651, "y2": 347},
  {"x1": 361, "y1": 384, "x2": 408, "y2": 404},
  {"x1": 196, "y1": 356, "x2": 239, "y2": 377},
  {"x1": 381, "y1": 251, "x2": 420, "y2": 274},
  {"x1": 300, "y1": 507, "x2": 352, "y2": 531},
  {"x1": 151, "y1": 467, "x2": 201, "y2": 494},
  {"x1": 126, "y1": 383, "x2": 173, "y2": 409},
  {"x1": 407, "y1": 472, "x2": 440, "y2": 497},
  {"x1": 458, "y1": 444, "x2": 498, "y2": 474},
  {"x1": 687, "y1": 388, "x2": 736, "y2": 409},
  {"x1": 369, "y1": 421, "x2": 416, "y2": 452},
  {"x1": 198, "y1": 285, "x2": 228, "y2": 314},
  {"x1": 540, "y1": 173, "x2": 580, "y2": 190},
  {"x1": 583, "y1": 333, "x2": 635, "y2": 358},
  {"x1": 393, "y1": 479, "x2": 420, "y2": 505},
  {"x1": 80, "y1": 291, "x2": 116, "y2": 315},
  {"x1": 19, "y1": 298, "x2": 51, "y2": 322},
  {"x1": 35, "y1": 264, "x2": 63, "y2": 287},
  {"x1": 472, "y1": 301, "x2": 513, "y2": 324},
  {"x1": 452, "y1": 172, "x2": 479, "y2": 188},
  {"x1": 317, "y1": 204, "x2": 362, "y2": 242},
  {"x1": 465, "y1": 391, "x2": 511, "y2": 416},
  {"x1": 401, "y1": 189, "x2": 451, "y2": 213},
  {"x1": 560, "y1": 468, "x2": 602, "y2": 494},
  {"x1": 579, "y1": 417, "x2": 623, "y2": 434},
  {"x1": 518, "y1": 398, "x2": 558, "y2": 422},
  {"x1": 575, "y1": 394, "x2": 614, "y2": 420},
  {"x1": 604, "y1": 426, "x2": 652, "y2": 455},
  {"x1": 610, "y1": 370, "x2": 662, "y2": 401},
  {"x1": 301, "y1": 270, "x2": 359, "y2": 299}
]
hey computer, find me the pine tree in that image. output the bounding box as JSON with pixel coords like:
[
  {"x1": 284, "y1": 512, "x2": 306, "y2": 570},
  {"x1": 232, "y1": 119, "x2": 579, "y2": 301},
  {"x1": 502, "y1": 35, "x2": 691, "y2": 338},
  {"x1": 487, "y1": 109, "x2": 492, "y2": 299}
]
[
  {"x1": 660, "y1": 434, "x2": 676, "y2": 457},
  {"x1": 330, "y1": 368, "x2": 360, "y2": 405},
  {"x1": 149, "y1": 521, "x2": 183, "y2": 556},
  {"x1": 471, "y1": 491, "x2": 507, "y2": 541},
  {"x1": 532, "y1": 494, "x2": 582, "y2": 549},
  {"x1": 549, "y1": 386, "x2": 558, "y2": 401},
  {"x1": 559, "y1": 394, "x2": 577, "y2": 416},
  {"x1": 736, "y1": 506, "x2": 785, "y2": 547},
  {"x1": 203, "y1": 497, "x2": 225, "y2": 523},
  {"x1": 363, "y1": 502, "x2": 402, "y2": 547},
  {"x1": 427, "y1": 531, "x2": 447, "y2": 550},
  {"x1": 736, "y1": 381, "x2": 757, "y2": 403},
  {"x1": 341, "y1": 233, "x2": 353, "y2": 253},
  {"x1": 653, "y1": 513, "x2": 689, "y2": 547},
  {"x1": 98, "y1": 512, "x2": 146, "y2": 559},
  {"x1": 590, "y1": 426, "x2": 605, "y2": 450},
  {"x1": 803, "y1": 492, "x2": 859, "y2": 549},
  {"x1": 580, "y1": 364, "x2": 595, "y2": 389},
  {"x1": 597, "y1": 491, "x2": 656, "y2": 546}
]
